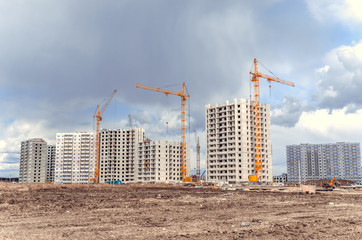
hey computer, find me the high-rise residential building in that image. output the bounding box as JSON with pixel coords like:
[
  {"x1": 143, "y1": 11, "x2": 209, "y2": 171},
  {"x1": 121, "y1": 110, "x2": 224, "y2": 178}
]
[
  {"x1": 205, "y1": 98, "x2": 273, "y2": 183},
  {"x1": 99, "y1": 128, "x2": 189, "y2": 183},
  {"x1": 19, "y1": 138, "x2": 48, "y2": 183},
  {"x1": 99, "y1": 128, "x2": 145, "y2": 184},
  {"x1": 136, "y1": 140, "x2": 190, "y2": 182},
  {"x1": 287, "y1": 142, "x2": 362, "y2": 184},
  {"x1": 46, "y1": 145, "x2": 56, "y2": 182},
  {"x1": 53, "y1": 128, "x2": 189, "y2": 184},
  {"x1": 54, "y1": 133, "x2": 95, "y2": 184}
]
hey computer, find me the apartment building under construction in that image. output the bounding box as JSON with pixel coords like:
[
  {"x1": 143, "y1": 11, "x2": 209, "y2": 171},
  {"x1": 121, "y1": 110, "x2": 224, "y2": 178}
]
[
  {"x1": 99, "y1": 128, "x2": 189, "y2": 183},
  {"x1": 206, "y1": 98, "x2": 273, "y2": 183},
  {"x1": 99, "y1": 128, "x2": 144, "y2": 183},
  {"x1": 136, "y1": 140, "x2": 190, "y2": 182},
  {"x1": 54, "y1": 133, "x2": 95, "y2": 184},
  {"x1": 53, "y1": 128, "x2": 189, "y2": 184}
]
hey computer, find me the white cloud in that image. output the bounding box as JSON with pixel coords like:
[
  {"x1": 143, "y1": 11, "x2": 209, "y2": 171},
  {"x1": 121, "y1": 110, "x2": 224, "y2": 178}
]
[
  {"x1": 314, "y1": 40, "x2": 362, "y2": 110},
  {"x1": 0, "y1": 119, "x2": 56, "y2": 150},
  {"x1": 317, "y1": 65, "x2": 330, "y2": 73},
  {"x1": 0, "y1": 153, "x2": 18, "y2": 171},
  {"x1": 324, "y1": 86, "x2": 338, "y2": 98},
  {"x1": 344, "y1": 0, "x2": 362, "y2": 22},
  {"x1": 306, "y1": 0, "x2": 362, "y2": 23},
  {"x1": 297, "y1": 108, "x2": 362, "y2": 139},
  {"x1": 0, "y1": 119, "x2": 58, "y2": 175}
]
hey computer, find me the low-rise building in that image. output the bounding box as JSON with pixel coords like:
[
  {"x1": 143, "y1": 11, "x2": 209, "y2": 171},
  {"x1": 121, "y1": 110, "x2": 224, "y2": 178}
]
[{"x1": 273, "y1": 173, "x2": 287, "y2": 184}]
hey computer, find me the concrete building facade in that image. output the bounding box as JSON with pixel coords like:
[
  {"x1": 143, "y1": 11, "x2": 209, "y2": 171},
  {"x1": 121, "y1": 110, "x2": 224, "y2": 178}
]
[
  {"x1": 46, "y1": 145, "x2": 56, "y2": 182},
  {"x1": 287, "y1": 142, "x2": 362, "y2": 184},
  {"x1": 136, "y1": 140, "x2": 190, "y2": 182},
  {"x1": 99, "y1": 128, "x2": 189, "y2": 183},
  {"x1": 53, "y1": 128, "x2": 189, "y2": 184},
  {"x1": 274, "y1": 173, "x2": 287, "y2": 184},
  {"x1": 19, "y1": 138, "x2": 48, "y2": 183},
  {"x1": 99, "y1": 128, "x2": 145, "y2": 184},
  {"x1": 205, "y1": 98, "x2": 273, "y2": 183},
  {"x1": 54, "y1": 133, "x2": 95, "y2": 184}
]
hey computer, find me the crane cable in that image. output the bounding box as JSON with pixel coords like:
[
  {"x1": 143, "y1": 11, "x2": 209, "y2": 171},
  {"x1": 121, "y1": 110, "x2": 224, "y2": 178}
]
[
  {"x1": 257, "y1": 61, "x2": 278, "y2": 100},
  {"x1": 166, "y1": 94, "x2": 169, "y2": 135}
]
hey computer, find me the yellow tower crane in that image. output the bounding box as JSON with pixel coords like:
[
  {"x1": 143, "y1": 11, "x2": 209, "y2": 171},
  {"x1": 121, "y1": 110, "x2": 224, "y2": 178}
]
[
  {"x1": 90, "y1": 89, "x2": 117, "y2": 184},
  {"x1": 249, "y1": 58, "x2": 294, "y2": 182},
  {"x1": 136, "y1": 83, "x2": 192, "y2": 182}
]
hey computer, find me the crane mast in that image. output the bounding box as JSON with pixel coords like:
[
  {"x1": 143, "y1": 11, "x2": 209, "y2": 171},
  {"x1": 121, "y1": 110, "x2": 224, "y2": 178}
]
[
  {"x1": 91, "y1": 89, "x2": 117, "y2": 184},
  {"x1": 249, "y1": 58, "x2": 294, "y2": 182},
  {"x1": 128, "y1": 114, "x2": 132, "y2": 129},
  {"x1": 195, "y1": 133, "x2": 200, "y2": 179},
  {"x1": 136, "y1": 83, "x2": 191, "y2": 182}
]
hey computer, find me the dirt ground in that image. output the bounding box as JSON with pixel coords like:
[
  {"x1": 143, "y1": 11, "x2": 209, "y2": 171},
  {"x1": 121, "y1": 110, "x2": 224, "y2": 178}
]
[{"x1": 0, "y1": 182, "x2": 361, "y2": 240}]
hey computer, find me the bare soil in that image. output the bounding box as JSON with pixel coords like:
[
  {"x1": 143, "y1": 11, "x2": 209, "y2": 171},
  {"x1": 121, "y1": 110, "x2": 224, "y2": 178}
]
[{"x1": 0, "y1": 182, "x2": 361, "y2": 239}]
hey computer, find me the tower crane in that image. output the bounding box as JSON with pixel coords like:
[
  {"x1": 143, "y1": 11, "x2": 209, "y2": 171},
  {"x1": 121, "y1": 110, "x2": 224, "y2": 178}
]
[
  {"x1": 128, "y1": 114, "x2": 132, "y2": 129},
  {"x1": 136, "y1": 83, "x2": 192, "y2": 182},
  {"x1": 195, "y1": 132, "x2": 200, "y2": 179},
  {"x1": 90, "y1": 89, "x2": 117, "y2": 184},
  {"x1": 249, "y1": 58, "x2": 294, "y2": 182}
]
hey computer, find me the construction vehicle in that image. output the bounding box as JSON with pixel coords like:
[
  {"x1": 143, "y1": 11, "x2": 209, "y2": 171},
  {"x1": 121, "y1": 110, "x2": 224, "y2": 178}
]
[
  {"x1": 323, "y1": 177, "x2": 336, "y2": 189},
  {"x1": 89, "y1": 90, "x2": 117, "y2": 184},
  {"x1": 107, "y1": 180, "x2": 122, "y2": 185},
  {"x1": 136, "y1": 83, "x2": 192, "y2": 182},
  {"x1": 249, "y1": 58, "x2": 295, "y2": 182}
]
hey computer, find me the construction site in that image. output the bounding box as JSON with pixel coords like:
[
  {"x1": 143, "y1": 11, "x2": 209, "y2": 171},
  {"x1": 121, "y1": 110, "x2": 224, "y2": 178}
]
[
  {"x1": 0, "y1": 182, "x2": 361, "y2": 239},
  {"x1": 9, "y1": 57, "x2": 362, "y2": 240},
  {"x1": 3, "y1": 0, "x2": 362, "y2": 238}
]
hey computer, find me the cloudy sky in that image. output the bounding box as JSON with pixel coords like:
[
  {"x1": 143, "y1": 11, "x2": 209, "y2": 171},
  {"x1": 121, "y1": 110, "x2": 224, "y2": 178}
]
[{"x1": 1, "y1": 0, "x2": 362, "y2": 178}]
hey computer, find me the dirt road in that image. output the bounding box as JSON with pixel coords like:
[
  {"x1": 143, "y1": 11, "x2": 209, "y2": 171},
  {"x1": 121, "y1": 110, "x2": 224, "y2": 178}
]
[{"x1": 0, "y1": 183, "x2": 361, "y2": 239}]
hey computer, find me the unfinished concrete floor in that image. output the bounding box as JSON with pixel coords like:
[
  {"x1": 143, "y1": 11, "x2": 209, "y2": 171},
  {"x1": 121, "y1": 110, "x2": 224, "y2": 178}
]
[{"x1": 0, "y1": 183, "x2": 361, "y2": 239}]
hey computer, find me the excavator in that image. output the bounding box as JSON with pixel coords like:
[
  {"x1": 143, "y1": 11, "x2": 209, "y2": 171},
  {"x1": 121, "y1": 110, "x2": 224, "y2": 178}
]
[{"x1": 323, "y1": 177, "x2": 336, "y2": 189}]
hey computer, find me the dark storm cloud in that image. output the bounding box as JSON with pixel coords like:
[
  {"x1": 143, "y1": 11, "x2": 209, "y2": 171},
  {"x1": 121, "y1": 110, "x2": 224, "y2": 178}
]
[
  {"x1": 271, "y1": 95, "x2": 311, "y2": 127},
  {"x1": 1, "y1": 0, "x2": 339, "y2": 178},
  {"x1": 0, "y1": 0, "x2": 316, "y2": 134}
]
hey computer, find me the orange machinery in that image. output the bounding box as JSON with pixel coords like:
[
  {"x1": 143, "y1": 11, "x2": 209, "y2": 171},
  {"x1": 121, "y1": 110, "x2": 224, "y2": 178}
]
[
  {"x1": 90, "y1": 90, "x2": 117, "y2": 183},
  {"x1": 249, "y1": 58, "x2": 295, "y2": 182},
  {"x1": 136, "y1": 83, "x2": 192, "y2": 182}
]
